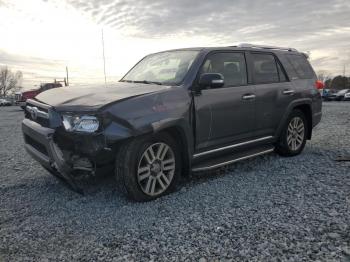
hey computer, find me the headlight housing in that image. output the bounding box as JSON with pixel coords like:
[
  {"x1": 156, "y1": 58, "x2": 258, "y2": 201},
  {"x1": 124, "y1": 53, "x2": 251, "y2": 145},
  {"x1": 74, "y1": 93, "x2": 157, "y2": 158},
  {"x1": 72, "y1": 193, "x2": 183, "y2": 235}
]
[{"x1": 62, "y1": 115, "x2": 99, "y2": 133}]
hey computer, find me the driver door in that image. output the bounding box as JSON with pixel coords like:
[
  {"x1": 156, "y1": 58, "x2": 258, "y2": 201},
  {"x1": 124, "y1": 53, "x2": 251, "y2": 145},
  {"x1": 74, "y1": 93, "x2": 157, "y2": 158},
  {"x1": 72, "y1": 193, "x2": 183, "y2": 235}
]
[{"x1": 194, "y1": 51, "x2": 255, "y2": 151}]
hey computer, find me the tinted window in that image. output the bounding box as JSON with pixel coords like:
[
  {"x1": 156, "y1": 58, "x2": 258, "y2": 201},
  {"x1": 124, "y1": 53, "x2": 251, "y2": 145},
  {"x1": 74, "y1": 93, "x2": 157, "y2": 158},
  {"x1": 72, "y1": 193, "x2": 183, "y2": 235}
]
[
  {"x1": 285, "y1": 54, "x2": 315, "y2": 79},
  {"x1": 251, "y1": 53, "x2": 279, "y2": 84},
  {"x1": 201, "y1": 52, "x2": 247, "y2": 87}
]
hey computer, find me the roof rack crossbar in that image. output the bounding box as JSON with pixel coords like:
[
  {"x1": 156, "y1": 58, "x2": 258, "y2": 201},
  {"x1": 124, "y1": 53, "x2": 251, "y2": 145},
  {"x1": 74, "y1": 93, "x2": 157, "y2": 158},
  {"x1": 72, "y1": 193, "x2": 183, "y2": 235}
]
[{"x1": 236, "y1": 43, "x2": 297, "y2": 52}]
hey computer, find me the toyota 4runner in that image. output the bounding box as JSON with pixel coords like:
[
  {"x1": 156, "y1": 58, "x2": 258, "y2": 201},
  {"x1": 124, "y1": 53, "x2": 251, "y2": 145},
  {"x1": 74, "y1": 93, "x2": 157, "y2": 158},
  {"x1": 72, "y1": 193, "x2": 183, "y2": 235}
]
[{"x1": 22, "y1": 43, "x2": 322, "y2": 201}]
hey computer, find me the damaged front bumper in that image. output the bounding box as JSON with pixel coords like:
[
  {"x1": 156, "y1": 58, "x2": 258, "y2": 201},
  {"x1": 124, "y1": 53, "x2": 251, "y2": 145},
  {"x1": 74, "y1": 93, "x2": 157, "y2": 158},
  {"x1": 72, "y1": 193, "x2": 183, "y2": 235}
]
[
  {"x1": 22, "y1": 118, "x2": 112, "y2": 193},
  {"x1": 22, "y1": 118, "x2": 84, "y2": 191}
]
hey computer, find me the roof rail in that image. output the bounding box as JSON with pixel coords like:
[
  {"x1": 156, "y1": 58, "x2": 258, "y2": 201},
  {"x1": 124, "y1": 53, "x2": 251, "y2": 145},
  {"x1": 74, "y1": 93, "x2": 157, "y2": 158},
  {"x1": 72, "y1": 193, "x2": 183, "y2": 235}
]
[{"x1": 236, "y1": 43, "x2": 297, "y2": 52}]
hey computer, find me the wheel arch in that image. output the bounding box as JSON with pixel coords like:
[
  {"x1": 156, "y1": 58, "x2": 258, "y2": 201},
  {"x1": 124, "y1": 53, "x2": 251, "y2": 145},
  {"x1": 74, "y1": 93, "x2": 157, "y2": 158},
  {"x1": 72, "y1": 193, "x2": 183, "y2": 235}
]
[
  {"x1": 276, "y1": 99, "x2": 313, "y2": 140},
  {"x1": 293, "y1": 104, "x2": 312, "y2": 139},
  {"x1": 151, "y1": 119, "x2": 193, "y2": 178},
  {"x1": 106, "y1": 117, "x2": 193, "y2": 177}
]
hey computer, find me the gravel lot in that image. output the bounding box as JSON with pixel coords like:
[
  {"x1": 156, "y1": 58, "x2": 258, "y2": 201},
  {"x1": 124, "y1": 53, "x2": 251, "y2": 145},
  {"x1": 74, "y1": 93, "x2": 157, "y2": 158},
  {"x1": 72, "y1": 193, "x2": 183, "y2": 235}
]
[{"x1": 0, "y1": 102, "x2": 349, "y2": 261}]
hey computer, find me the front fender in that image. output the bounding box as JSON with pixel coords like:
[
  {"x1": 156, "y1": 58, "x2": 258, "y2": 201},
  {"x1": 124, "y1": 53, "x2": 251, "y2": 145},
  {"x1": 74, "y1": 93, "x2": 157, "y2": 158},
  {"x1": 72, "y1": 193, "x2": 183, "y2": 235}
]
[
  {"x1": 103, "y1": 116, "x2": 193, "y2": 155},
  {"x1": 151, "y1": 117, "x2": 192, "y2": 141},
  {"x1": 101, "y1": 87, "x2": 193, "y2": 157},
  {"x1": 151, "y1": 117, "x2": 194, "y2": 155}
]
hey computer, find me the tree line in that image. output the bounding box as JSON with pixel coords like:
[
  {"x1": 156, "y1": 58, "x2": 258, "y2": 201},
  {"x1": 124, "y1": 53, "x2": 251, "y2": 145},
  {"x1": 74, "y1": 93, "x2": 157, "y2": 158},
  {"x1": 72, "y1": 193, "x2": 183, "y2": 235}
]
[
  {"x1": 317, "y1": 71, "x2": 350, "y2": 90},
  {"x1": 324, "y1": 76, "x2": 350, "y2": 90},
  {"x1": 0, "y1": 67, "x2": 23, "y2": 97}
]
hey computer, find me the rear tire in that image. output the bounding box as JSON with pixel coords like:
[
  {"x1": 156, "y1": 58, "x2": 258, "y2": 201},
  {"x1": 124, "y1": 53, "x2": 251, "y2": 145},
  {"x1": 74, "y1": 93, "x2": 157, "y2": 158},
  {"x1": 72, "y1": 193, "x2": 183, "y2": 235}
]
[
  {"x1": 275, "y1": 109, "x2": 308, "y2": 157},
  {"x1": 115, "y1": 133, "x2": 181, "y2": 202}
]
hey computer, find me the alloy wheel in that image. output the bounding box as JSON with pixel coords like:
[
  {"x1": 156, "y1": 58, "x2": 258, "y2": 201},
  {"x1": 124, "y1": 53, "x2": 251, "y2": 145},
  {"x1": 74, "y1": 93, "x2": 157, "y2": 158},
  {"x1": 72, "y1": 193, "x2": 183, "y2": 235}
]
[
  {"x1": 137, "y1": 142, "x2": 176, "y2": 196},
  {"x1": 287, "y1": 116, "x2": 305, "y2": 151}
]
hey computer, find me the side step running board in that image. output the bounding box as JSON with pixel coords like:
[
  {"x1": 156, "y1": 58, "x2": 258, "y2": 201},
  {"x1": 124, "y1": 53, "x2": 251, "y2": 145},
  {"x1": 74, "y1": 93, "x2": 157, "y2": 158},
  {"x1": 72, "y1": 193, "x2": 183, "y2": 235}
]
[{"x1": 191, "y1": 147, "x2": 274, "y2": 172}]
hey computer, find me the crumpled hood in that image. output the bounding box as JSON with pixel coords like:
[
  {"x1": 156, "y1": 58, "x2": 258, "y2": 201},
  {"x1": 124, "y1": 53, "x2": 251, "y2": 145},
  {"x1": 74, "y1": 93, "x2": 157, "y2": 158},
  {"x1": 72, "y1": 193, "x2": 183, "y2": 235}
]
[{"x1": 35, "y1": 82, "x2": 169, "y2": 111}]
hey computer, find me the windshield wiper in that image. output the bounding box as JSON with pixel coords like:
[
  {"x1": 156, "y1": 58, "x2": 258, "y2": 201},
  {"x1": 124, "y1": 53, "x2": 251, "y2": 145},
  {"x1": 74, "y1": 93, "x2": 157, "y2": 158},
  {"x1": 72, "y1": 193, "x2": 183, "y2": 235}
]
[
  {"x1": 135, "y1": 80, "x2": 163, "y2": 85},
  {"x1": 121, "y1": 80, "x2": 162, "y2": 85}
]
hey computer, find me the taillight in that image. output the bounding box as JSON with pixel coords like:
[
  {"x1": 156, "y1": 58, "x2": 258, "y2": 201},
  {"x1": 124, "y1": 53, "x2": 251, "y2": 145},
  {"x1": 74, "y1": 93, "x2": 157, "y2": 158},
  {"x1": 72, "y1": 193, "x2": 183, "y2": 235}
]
[{"x1": 314, "y1": 80, "x2": 324, "y2": 90}]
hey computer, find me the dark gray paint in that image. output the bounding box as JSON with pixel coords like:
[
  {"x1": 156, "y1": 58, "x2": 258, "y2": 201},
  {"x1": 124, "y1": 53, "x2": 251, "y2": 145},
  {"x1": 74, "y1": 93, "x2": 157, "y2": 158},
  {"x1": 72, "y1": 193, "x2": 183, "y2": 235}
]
[
  {"x1": 36, "y1": 82, "x2": 171, "y2": 112},
  {"x1": 194, "y1": 84, "x2": 255, "y2": 150},
  {"x1": 23, "y1": 46, "x2": 322, "y2": 176}
]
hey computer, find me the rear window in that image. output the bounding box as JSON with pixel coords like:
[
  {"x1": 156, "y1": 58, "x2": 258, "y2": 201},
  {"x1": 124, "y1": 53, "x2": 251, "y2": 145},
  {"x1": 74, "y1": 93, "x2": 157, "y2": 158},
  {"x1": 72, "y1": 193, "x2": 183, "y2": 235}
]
[{"x1": 285, "y1": 54, "x2": 315, "y2": 79}]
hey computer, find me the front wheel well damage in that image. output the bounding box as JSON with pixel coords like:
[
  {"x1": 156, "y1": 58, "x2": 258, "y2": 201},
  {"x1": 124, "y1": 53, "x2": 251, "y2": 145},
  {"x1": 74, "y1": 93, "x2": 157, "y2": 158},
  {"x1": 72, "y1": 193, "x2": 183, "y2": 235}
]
[{"x1": 111, "y1": 126, "x2": 191, "y2": 177}]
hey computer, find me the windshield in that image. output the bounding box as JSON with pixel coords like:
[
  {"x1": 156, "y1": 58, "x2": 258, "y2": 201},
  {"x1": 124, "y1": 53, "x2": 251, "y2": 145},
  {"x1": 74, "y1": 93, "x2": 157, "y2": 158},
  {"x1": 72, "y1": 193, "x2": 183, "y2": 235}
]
[{"x1": 122, "y1": 50, "x2": 199, "y2": 85}]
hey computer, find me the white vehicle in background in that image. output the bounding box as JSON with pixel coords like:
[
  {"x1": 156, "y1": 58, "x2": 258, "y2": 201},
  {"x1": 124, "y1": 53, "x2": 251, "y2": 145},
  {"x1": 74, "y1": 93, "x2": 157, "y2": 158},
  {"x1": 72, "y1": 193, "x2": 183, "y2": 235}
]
[
  {"x1": 0, "y1": 98, "x2": 12, "y2": 106},
  {"x1": 344, "y1": 91, "x2": 350, "y2": 101},
  {"x1": 334, "y1": 89, "x2": 350, "y2": 101}
]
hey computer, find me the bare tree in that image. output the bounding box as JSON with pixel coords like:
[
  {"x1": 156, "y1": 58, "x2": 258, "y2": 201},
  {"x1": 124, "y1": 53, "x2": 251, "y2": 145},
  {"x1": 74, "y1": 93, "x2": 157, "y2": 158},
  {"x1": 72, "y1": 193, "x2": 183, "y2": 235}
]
[
  {"x1": 316, "y1": 70, "x2": 332, "y2": 83},
  {"x1": 0, "y1": 67, "x2": 23, "y2": 97}
]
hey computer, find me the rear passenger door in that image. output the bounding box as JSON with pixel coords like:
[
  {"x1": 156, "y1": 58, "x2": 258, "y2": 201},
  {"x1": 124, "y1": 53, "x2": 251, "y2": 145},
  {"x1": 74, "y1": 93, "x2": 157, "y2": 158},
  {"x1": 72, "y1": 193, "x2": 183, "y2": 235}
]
[
  {"x1": 194, "y1": 52, "x2": 255, "y2": 150},
  {"x1": 247, "y1": 52, "x2": 294, "y2": 137}
]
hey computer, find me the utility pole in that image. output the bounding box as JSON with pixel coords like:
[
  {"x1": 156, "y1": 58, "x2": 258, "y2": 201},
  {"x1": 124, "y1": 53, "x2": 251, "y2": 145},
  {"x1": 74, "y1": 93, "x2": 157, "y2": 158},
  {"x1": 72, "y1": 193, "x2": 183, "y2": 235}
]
[
  {"x1": 343, "y1": 64, "x2": 346, "y2": 88},
  {"x1": 101, "y1": 29, "x2": 107, "y2": 87},
  {"x1": 66, "y1": 66, "x2": 69, "y2": 86}
]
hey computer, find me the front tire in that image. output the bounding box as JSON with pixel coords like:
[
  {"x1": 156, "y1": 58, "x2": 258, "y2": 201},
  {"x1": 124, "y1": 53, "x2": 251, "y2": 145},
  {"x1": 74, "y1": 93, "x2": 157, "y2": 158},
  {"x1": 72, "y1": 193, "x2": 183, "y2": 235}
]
[
  {"x1": 275, "y1": 110, "x2": 308, "y2": 157},
  {"x1": 115, "y1": 133, "x2": 181, "y2": 201}
]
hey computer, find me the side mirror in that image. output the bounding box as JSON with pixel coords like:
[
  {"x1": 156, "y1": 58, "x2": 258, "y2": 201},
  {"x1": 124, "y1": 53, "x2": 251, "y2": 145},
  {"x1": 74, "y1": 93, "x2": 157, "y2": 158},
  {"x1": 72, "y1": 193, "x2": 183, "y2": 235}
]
[{"x1": 198, "y1": 73, "x2": 224, "y2": 90}]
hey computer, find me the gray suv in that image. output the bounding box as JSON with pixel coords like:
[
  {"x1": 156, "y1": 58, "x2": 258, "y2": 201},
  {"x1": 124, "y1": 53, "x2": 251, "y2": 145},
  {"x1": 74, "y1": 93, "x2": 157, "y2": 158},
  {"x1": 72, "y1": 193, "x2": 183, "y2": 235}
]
[{"x1": 22, "y1": 44, "x2": 322, "y2": 201}]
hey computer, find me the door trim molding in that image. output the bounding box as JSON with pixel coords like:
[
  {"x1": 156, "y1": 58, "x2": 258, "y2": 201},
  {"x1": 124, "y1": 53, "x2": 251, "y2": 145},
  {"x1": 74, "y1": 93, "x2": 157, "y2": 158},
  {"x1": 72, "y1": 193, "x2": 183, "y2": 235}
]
[{"x1": 193, "y1": 136, "x2": 273, "y2": 158}]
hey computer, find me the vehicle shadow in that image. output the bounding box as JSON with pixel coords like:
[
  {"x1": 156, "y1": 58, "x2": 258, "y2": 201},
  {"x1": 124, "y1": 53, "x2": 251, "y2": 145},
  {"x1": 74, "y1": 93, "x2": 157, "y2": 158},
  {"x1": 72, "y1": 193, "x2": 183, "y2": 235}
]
[
  {"x1": 43, "y1": 144, "x2": 347, "y2": 206},
  {"x1": 54, "y1": 152, "x2": 279, "y2": 203}
]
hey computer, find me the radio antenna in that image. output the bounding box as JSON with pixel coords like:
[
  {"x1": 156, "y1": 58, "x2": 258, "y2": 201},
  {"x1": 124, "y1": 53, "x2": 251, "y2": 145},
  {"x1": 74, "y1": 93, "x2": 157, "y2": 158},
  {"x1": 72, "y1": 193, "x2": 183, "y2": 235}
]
[{"x1": 101, "y1": 28, "x2": 107, "y2": 87}]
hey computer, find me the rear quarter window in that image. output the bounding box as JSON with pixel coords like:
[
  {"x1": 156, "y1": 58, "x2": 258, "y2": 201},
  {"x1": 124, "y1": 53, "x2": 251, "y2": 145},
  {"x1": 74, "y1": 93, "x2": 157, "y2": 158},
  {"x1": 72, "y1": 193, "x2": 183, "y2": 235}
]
[{"x1": 285, "y1": 54, "x2": 315, "y2": 79}]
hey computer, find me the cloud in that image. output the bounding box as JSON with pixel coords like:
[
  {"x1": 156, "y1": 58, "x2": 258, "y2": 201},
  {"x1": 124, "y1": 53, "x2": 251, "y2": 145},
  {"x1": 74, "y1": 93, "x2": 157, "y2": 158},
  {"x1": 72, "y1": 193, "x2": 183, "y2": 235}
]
[
  {"x1": 64, "y1": 0, "x2": 350, "y2": 74},
  {"x1": 65, "y1": 0, "x2": 350, "y2": 39},
  {"x1": 1, "y1": 0, "x2": 349, "y2": 86}
]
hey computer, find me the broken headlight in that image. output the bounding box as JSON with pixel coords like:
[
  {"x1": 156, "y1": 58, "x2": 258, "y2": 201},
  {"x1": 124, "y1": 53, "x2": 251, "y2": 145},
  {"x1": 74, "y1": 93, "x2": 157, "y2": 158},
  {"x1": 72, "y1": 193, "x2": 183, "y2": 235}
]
[{"x1": 62, "y1": 115, "x2": 99, "y2": 133}]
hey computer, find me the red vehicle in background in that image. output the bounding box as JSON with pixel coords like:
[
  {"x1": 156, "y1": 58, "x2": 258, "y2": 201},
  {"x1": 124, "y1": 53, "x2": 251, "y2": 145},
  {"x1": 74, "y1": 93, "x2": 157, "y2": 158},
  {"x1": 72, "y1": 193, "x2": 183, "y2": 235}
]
[{"x1": 15, "y1": 82, "x2": 63, "y2": 109}]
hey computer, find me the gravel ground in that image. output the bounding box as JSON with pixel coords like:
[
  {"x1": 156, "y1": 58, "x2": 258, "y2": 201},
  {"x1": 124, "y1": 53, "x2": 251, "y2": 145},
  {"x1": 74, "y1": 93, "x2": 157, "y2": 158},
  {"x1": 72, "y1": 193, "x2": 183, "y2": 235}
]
[{"x1": 0, "y1": 102, "x2": 349, "y2": 262}]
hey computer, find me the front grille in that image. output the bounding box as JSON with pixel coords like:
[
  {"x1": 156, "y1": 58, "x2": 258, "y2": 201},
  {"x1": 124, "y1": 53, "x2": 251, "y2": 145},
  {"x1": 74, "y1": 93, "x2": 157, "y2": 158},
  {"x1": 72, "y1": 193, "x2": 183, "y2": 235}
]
[
  {"x1": 25, "y1": 135, "x2": 48, "y2": 156},
  {"x1": 25, "y1": 110, "x2": 50, "y2": 127},
  {"x1": 25, "y1": 102, "x2": 49, "y2": 113},
  {"x1": 25, "y1": 101, "x2": 51, "y2": 127}
]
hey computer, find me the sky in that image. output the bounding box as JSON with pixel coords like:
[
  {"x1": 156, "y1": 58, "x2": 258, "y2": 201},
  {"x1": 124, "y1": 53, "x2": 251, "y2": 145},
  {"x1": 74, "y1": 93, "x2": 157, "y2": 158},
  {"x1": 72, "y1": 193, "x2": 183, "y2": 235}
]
[{"x1": 0, "y1": 0, "x2": 349, "y2": 89}]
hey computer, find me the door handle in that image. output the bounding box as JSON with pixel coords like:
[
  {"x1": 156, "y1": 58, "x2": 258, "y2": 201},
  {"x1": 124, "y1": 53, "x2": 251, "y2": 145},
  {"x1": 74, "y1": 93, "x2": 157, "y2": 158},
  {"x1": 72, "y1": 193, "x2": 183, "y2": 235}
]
[
  {"x1": 242, "y1": 94, "x2": 256, "y2": 100},
  {"x1": 282, "y1": 90, "x2": 295, "y2": 95}
]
